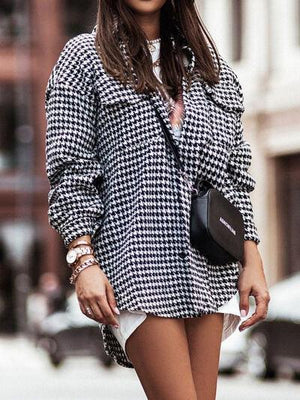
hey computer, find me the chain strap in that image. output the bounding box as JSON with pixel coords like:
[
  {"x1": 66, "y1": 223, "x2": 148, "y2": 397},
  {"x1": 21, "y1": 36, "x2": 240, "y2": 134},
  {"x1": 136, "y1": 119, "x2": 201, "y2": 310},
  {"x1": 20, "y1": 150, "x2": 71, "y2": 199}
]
[{"x1": 179, "y1": 170, "x2": 199, "y2": 194}]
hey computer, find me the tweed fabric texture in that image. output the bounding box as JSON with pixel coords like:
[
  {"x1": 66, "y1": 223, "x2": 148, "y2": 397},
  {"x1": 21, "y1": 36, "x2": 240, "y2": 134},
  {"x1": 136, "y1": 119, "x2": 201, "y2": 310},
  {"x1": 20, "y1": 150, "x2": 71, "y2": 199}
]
[{"x1": 44, "y1": 26, "x2": 260, "y2": 368}]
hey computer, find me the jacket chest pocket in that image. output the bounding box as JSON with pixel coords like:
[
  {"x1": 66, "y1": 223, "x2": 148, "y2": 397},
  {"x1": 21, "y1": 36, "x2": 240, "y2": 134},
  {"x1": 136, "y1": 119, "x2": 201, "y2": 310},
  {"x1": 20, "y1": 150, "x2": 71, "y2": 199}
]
[
  {"x1": 95, "y1": 77, "x2": 160, "y2": 151},
  {"x1": 189, "y1": 81, "x2": 236, "y2": 151},
  {"x1": 206, "y1": 98, "x2": 237, "y2": 151},
  {"x1": 188, "y1": 84, "x2": 239, "y2": 188}
]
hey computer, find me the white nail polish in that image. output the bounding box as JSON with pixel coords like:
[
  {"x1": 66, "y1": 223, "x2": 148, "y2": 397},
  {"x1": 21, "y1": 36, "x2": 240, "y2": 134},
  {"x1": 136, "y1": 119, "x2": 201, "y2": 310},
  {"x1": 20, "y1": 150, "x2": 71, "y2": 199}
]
[{"x1": 114, "y1": 306, "x2": 120, "y2": 315}]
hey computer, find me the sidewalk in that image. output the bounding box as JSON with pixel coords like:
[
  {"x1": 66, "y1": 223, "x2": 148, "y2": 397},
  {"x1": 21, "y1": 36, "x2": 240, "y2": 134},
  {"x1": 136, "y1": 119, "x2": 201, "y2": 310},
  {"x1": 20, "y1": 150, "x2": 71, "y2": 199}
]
[
  {"x1": 0, "y1": 334, "x2": 144, "y2": 400},
  {"x1": 1, "y1": 334, "x2": 299, "y2": 400}
]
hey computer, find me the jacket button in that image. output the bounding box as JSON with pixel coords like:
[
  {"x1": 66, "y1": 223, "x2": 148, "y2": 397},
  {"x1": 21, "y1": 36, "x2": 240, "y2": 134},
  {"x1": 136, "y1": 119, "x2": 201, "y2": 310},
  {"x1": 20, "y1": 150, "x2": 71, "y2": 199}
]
[{"x1": 178, "y1": 251, "x2": 187, "y2": 259}]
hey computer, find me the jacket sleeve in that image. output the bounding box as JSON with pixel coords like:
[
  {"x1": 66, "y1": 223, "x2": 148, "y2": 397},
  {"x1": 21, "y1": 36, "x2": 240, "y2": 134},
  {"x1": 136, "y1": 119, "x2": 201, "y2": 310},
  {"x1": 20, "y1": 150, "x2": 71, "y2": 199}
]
[
  {"x1": 224, "y1": 115, "x2": 260, "y2": 244},
  {"x1": 44, "y1": 36, "x2": 105, "y2": 249},
  {"x1": 223, "y1": 78, "x2": 261, "y2": 245}
]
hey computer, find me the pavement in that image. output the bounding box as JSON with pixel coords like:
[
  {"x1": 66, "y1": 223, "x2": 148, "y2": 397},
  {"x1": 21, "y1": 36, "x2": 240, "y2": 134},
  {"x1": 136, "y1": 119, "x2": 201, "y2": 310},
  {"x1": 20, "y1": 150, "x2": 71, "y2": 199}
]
[{"x1": 0, "y1": 334, "x2": 299, "y2": 400}]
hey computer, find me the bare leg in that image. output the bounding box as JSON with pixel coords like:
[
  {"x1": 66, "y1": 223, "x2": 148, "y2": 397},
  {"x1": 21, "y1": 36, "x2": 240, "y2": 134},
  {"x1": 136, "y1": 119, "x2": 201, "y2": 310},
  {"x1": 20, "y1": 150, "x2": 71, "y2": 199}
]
[
  {"x1": 184, "y1": 313, "x2": 224, "y2": 400},
  {"x1": 125, "y1": 313, "x2": 198, "y2": 400}
]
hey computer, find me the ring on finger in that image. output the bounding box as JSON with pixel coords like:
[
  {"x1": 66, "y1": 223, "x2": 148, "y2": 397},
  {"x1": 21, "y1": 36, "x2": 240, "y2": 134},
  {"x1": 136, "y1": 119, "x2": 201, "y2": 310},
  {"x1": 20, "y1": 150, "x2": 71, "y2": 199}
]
[{"x1": 86, "y1": 306, "x2": 93, "y2": 315}]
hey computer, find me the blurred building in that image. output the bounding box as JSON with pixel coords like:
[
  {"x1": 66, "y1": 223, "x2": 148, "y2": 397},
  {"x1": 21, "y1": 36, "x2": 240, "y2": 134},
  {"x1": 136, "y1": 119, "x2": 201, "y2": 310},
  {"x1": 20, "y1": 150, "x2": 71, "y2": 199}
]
[
  {"x1": 0, "y1": 0, "x2": 299, "y2": 332},
  {"x1": 0, "y1": 0, "x2": 98, "y2": 332},
  {"x1": 199, "y1": 0, "x2": 300, "y2": 285}
]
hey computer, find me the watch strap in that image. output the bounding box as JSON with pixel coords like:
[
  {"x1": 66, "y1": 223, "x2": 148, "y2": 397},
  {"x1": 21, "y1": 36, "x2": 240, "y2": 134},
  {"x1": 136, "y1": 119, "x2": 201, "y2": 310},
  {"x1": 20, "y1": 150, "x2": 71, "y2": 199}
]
[
  {"x1": 70, "y1": 240, "x2": 93, "y2": 250},
  {"x1": 67, "y1": 246, "x2": 94, "y2": 268}
]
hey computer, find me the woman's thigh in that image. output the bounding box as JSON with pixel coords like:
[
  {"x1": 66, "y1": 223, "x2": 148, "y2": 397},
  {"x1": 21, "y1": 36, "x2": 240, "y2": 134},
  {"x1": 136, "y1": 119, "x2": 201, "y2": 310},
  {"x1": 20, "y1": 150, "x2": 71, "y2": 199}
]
[
  {"x1": 125, "y1": 313, "x2": 197, "y2": 400},
  {"x1": 184, "y1": 313, "x2": 224, "y2": 400}
]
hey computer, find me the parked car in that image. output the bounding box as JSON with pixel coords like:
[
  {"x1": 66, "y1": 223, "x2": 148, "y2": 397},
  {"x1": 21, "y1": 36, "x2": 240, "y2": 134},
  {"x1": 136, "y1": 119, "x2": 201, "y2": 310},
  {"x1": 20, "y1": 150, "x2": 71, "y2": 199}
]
[
  {"x1": 246, "y1": 272, "x2": 300, "y2": 380},
  {"x1": 34, "y1": 291, "x2": 113, "y2": 368},
  {"x1": 219, "y1": 324, "x2": 249, "y2": 374},
  {"x1": 218, "y1": 293, "x2": 257, "y2": 375}
]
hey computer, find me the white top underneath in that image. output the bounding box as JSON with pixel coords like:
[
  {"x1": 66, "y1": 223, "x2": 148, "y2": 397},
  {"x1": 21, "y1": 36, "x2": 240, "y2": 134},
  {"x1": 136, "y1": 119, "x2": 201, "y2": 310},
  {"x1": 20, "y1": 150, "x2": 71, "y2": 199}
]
[{"x1": 111, "y1": 291, "x2": 242, "y2": 363}]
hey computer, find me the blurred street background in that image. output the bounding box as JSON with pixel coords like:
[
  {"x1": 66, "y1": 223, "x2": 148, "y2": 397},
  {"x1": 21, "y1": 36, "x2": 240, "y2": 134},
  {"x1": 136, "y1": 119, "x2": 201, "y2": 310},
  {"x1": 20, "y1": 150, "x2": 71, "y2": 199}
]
[
  {"x1": 1, "y1": 333, "x2": 300, "y2": 400},
  {"x1": 0, "y1": 0, "x2": 299, "y2": 399}
]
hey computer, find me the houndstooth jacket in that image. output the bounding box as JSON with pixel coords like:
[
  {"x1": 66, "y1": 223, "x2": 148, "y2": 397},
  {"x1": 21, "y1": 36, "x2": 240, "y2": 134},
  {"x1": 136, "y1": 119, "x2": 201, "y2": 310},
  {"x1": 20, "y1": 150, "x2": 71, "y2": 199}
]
[{"x1": 44, "y1": 25, "x2": 260, "y2": 368}]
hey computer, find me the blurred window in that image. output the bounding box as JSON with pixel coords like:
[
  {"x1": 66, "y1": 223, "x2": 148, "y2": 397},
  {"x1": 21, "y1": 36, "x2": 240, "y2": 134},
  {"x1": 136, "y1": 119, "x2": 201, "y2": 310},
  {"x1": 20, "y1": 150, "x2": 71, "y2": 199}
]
[
  {"x1": 63, "y1": 0, "x2": 98, "y2": 38},
  {"x1": 231, "y1": 0, "x2": 243, "y2": 62},
  {"x1": 0, "y1": 84, "x2": 17, "y2": 171},
  {"x1": 298, "y1": 0, "x2": 300, "y2": 45},
  {"x1": 196, "y1": 0, "x2": 206, "y2": 13},
  {"x1": 0, "y1": 0, "x2": 17, "y2": 45},
  {"x1": 277, "y1": 154, "x2": 300, "y2": 277}
]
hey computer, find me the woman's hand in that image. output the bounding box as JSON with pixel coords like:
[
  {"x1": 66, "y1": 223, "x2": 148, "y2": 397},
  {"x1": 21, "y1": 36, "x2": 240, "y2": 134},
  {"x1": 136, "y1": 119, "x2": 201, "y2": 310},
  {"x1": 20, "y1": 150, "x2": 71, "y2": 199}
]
[
  {"x1": 238, "y1": 240, "x2": 270, "y2": 332},
  {"x1": 74, "y1": 255, "x2": 120, "y2": 328}
]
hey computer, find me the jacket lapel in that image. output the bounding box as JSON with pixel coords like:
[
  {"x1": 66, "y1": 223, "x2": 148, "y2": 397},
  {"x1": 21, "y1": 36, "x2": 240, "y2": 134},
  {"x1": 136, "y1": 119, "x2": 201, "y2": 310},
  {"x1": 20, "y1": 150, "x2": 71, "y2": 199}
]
[
  {"x1": 91, "y1": 25, "x2": 221, "y2": 166},
  {"x1": 146, "y1": 42, "x2": 200, "y2": 152},
  {"x1": 91, "y1": 24, "x2": 246, "y2": 187},
  {"x1": 147, "y1": 43, "x2": 221, "y2": 160},
  {"x1": 199, "y1": 44, "x2": 245, "y2": 114},
  {"x1": 91, "y1": 24, "x2": 197, "y2": 147}
]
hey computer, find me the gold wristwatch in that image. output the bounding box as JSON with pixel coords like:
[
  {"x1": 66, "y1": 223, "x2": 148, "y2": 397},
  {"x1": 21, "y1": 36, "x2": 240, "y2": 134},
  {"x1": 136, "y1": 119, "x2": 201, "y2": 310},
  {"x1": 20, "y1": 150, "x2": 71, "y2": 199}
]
[{"x1": 66, "y1": 245, "x2": 94, "y2": 268}]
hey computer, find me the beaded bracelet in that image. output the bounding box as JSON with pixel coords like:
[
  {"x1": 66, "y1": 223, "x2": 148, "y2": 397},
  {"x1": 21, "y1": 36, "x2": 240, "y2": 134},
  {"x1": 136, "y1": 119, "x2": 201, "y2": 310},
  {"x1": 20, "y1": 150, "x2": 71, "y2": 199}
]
[{"x1": 69, "y1": 257, "x2": 100, "y2": 285}]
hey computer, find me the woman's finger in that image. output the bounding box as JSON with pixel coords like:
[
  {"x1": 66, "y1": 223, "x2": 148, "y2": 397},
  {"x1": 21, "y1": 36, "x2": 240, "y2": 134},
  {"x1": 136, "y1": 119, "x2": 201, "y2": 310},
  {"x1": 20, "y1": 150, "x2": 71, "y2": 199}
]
[
  {"x1": 239, "y1": 286, "x2": 251, "y2": 317},
  {"x1": 79, "y1": 301, "x2": 88, "y2": 316},
  {"x1": 88, "y1": 300, "x2": 105, "y2": 323},
  {"x1": 106, "y1": 283, "x2": 120, "y2": 315},
  {"x1": 240, "y1": 292, "x2": 269, "y2": 330},
  {"x1": 96, "y1": 293, "x2": 119, "y2": 327},
  {"x1": 79, "y1": 301, "x2": 98, "y2": 322}
]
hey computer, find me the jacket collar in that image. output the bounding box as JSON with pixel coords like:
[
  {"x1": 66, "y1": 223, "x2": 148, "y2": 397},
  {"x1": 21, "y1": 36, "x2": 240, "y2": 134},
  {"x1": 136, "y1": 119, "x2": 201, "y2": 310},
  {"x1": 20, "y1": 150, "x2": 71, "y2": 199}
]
[
  {"x1": 91, "y1": 24, "x2": 243, "y2": 114},
  {"x1": 200, "y1": 76, "x2": 245, "y2": 114},
  {"x1": 91, "y1": 24, "x2": 195, "y2": 75},
  {"x1": 199, "y1": 45, "x2": 245, "y2": 113}
]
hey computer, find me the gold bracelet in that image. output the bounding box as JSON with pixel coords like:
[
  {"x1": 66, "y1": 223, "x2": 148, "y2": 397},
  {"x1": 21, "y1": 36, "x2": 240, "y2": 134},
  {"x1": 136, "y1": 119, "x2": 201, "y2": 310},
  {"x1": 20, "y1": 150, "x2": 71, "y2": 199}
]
[
  {"x1": 69, "y1": 257, "x2": 99, "y2": 285},
  {"x1": 70, "y1": 240, "x2": 93, "y2": 250}
]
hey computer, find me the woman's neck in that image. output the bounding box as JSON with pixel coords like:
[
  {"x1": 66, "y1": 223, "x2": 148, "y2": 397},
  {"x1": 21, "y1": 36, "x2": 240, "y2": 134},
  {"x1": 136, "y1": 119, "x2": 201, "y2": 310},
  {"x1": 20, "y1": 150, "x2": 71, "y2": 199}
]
[{"x1": 133, "y1": 11, "x2": 161, "y2": 41}]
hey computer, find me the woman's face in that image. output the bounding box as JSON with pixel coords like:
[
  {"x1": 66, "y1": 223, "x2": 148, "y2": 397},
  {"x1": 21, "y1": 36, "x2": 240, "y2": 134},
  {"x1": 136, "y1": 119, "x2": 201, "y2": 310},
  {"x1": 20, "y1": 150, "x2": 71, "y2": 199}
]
[{"x1": 123, "y1": 0, "x2": 168, "y2": 15}]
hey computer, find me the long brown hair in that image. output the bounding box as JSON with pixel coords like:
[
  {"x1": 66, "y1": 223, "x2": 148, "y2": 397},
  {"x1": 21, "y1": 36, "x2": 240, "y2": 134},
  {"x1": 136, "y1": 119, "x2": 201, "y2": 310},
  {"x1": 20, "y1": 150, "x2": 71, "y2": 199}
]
[{"x1": 95, "y1": 0, "x2": 220, "y2": 99}]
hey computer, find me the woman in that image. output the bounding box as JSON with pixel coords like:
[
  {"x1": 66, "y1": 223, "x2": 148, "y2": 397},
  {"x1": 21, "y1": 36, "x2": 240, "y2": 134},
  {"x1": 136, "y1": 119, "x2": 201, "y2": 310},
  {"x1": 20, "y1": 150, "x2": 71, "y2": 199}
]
[{"x1": 45, "y1": 0, "x2": 270, "y2": 399}]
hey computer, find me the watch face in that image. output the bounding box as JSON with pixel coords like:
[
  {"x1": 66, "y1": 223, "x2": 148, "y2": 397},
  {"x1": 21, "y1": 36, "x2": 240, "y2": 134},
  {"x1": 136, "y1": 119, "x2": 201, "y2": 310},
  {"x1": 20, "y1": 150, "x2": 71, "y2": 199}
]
[{"x1": 66, "y1": 249, "x2": 77, "y2": 264}]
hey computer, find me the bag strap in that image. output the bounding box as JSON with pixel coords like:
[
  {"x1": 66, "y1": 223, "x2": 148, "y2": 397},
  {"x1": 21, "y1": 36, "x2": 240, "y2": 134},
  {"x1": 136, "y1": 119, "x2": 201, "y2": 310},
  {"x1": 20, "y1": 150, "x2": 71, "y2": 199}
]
[
  {"x1": 147, "y1": 93, "x2": 207, "y2": 194},
  {"x1": 147, "y1": 94, "x2": 184, "y2": 172}
]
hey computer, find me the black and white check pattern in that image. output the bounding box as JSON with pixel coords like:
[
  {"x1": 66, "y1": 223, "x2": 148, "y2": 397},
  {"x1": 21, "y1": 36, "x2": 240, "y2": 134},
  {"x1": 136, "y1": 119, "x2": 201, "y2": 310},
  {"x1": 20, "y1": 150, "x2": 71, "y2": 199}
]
[{"x1": 44, "y1": 25, "x2": 261, "y2": 368}]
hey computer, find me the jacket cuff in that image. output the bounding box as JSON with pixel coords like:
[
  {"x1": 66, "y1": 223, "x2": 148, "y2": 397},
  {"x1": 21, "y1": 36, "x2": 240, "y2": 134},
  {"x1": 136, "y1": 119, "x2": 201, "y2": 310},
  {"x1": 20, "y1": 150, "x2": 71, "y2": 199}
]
[
  {"x1": 49, "y1": 214, "x2": 102, "y2": 249},
  {"x1": 233, "y1": 190, "x2": 261, "y2": 245}
]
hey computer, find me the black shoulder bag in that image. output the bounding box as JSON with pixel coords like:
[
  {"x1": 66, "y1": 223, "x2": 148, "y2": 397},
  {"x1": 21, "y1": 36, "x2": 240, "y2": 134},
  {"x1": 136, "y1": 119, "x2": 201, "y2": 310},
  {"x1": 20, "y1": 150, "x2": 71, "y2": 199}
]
[{"x1": 148, "y1": 95, "x2": 245, "y2": 265}]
